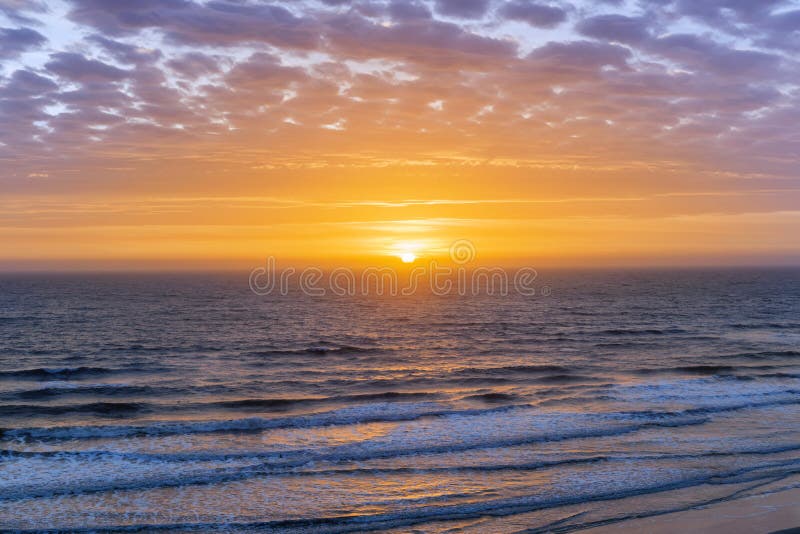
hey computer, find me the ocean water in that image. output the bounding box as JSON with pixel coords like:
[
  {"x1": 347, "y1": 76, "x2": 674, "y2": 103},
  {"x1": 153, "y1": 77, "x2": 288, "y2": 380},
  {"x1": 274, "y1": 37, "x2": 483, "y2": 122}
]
[{"x1": 1, "y1": 269, "x2": 800, "y2": 532}]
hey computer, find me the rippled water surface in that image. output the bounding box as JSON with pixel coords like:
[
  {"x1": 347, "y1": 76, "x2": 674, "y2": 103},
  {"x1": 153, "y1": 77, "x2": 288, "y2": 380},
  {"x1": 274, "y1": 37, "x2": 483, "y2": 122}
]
[{"x1": 1, "y1": 269, "x2": 800, "y2": 532}]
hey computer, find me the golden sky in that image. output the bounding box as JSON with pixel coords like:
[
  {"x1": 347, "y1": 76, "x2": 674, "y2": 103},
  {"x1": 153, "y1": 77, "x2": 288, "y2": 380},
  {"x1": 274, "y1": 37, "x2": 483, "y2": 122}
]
[{"x1": 1, "y1": 0, "x2": 799, "y2": 268}]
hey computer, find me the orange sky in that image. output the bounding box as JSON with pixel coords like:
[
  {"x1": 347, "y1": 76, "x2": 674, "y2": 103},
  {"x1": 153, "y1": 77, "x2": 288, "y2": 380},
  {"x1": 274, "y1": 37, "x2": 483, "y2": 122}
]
[{"x1": 1, "y1": 1, "x2": 799, "y2": 269}]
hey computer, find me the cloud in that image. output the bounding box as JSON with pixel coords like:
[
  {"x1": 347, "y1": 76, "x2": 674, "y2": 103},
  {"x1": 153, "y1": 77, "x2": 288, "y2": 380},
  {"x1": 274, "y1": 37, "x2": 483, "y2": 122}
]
[
  {"x1": 224, "y1": 52, "x2": 306, "y2": 89},
  {"x1": 768, "y1": 8, "x2": 800, "y2": 32},
  {"x1": 0, "y1": 0, "x2": 797, "y2": 195},
  {"x1": 66, "y1": 0, "x2": 320, "y2": 49},
  {"x1": 0, "y1": 0, "x2": 47, "y2": 25},
  {"x1": 45, "y1": 52, "x2": 130, "y2": 83},
  {"x1": 0, "y1": 26, "x2": 46, "y2": 58},
  {"x1": 672, "y1": 0, "x2": 781, "y2": 28},
  {"x1": 0, "y1": 69, "x2": 58, "y2": 148},
  {"x1": 433, "y1": 0, "x2": 491, "y2": 19},
  {"x1": 649, "y1": 34, "x2": 781, "y2": 77},
  {"x1": 57, "y1": 82, "x2": 132, "y2": 109},
  {"x1": 0, "y1": 69, "x2": 57, "y2": 97},
  {"x1": 576, "y1": 14, "x2": 650, "y2": 44},
  {"x1": 166, "y1": 52, "x2": 221, "y2": 78},
  {"x1": 498, "y1": 1, "x2": 568, "y2": 28},
  {"x1": 662, "y1": 0, "x2": 800, "y2": 50},
  {"x1": 526, "y1": 40, "x2": 631, "y2": 76},
  {"x1": 88, "y1": 35, "x2": 162, "y2": 65},
  {"x1": 388, "y1": 0, "x2": 432, "y2": 21},
  {"x1": 758, "y1": 9, "x2": 800, "y2": 50},
  {"x1": 325, "y1": 12, "x2": 517, "y2": 67}
]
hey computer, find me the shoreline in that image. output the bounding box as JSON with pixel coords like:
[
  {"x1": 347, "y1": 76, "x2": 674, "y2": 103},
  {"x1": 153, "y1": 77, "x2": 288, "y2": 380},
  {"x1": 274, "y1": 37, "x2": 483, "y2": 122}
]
[{"x1": 586, "y1": 487, "x2": 800, "y2": 534}]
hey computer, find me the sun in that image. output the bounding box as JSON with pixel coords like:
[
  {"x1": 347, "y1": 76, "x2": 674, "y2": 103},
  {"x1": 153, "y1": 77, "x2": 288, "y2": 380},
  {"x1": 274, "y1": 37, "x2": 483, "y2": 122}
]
[{"x1": 391, "y1": 240, "x2": 426, "y2": 263}]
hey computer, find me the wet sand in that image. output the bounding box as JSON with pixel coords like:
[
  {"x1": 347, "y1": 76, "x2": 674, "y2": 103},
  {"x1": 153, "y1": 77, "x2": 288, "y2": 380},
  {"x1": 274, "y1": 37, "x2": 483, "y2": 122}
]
[{"x1": 586, "y1": 488, "x2": 800, "y2": 534}]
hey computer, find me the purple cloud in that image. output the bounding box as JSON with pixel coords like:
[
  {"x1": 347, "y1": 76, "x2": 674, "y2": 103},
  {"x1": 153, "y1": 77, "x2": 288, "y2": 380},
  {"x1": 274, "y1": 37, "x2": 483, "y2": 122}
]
[
  {"x1": 434, "y1": 0, "x2": 491, "y2": 19},
  {"x1": 576, "y1": 14, "x2": 650, "y2": 44},
  {"x1": 0, "y1": 69, "x2": 57, "y2": 98},
  {"x1": 0, "y1": 0, "x2": 48, "y2": 25},
  {"x1": 0, "y1": 0, "x2": 798, "y2": 187},
  {"x1": 527, "y1": 40, "x2": 632, "y2": 74},
  {"x1": 499, "y1": 1, "x2": 568, "y2": 28},
  {"x1": 66, "y1": 0, "x2": 320, "y2": 49},
  {"x1": 673, "y1": 0, "x2": 781, "y2": 26},
  {"x1": 166, "y1": 52, "x2": 221, "y2": 78},
  {"x1": 769, "y1": 8, "x2": 800, "y2": 32},
  {"x1": 389, "y1": 0, "x2": 432, "y2": 21},
  {"x1": 0, "y1": 27, "x2": 47, "y2": 58},
  {"x1": 224, "y1": 52, "x2": 306, "y2": 89},
  {"x1": 58, "y1": 82, "x2": 133, "y2": 109},
  {"x1": 651, "y1": 34, "x2": 781, "y2": 77},
  {"x1": 45, "y1": 52, "x2": 130, "y2": 83},
  {"x1": 65, "y1": 0, "x2": 191, "y2": 36},
  {"x1": 88, "y1": 35, "x2": 162, "y2": 64},
  {"x1": 325, "y1": 13, "x2": 517, "y2": 67}
]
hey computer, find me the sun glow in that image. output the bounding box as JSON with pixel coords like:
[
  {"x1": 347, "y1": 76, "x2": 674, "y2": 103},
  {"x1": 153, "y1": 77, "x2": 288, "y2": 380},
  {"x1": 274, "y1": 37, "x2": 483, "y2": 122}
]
[{"x1": 392, "y1": 240, "x2": 425, "y2": 263}]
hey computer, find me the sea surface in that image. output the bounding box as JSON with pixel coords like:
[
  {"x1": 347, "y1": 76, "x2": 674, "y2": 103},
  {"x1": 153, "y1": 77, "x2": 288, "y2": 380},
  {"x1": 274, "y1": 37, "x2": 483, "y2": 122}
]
[{"x1": 1, "y1": 269, "x2": 800, "y2": 532}]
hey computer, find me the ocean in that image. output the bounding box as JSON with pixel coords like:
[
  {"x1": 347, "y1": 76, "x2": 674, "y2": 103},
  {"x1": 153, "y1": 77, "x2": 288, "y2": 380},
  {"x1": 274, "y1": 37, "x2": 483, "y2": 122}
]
[{"x1": 1, "y1": 269, "x2": 800, "y2": 532}]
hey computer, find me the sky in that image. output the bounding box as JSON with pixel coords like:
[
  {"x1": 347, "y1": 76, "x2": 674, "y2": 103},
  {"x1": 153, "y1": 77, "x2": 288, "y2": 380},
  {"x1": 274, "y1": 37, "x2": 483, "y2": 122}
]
[{"x1": 1, "y1": 0, "x2": 799, "y2": 269}]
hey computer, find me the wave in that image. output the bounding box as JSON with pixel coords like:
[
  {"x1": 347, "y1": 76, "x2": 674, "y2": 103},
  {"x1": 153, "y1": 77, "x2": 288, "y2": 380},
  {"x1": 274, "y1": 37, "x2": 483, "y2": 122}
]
[
  {"x1": 8, "y1": 378, "x2": 799, "y2": 443},
  {"x1": 6, "y1": 441, "x2": 800, "y2": 504},
  {"x1": 0, "y1": 401, "x2": 147, "y2": 418},
  {"x1": 230, "y1": 371, "x2": 605, "y2": 393},
  {"x1": 1, "y1": 383, "x2": 155, "y2": 401},
  {"x1": 600, "y1": 328, "x2": 687, "y2": 336},
  {"x1": 0, "y1": 410, "x2": 729, "y2": 502},
  {"x1": 2, "y1": 411, "x2": 711, "y2": 472},
  {"x1": 633, "y1": 364, "x2": 793, "y2": 376},
  {"x1": 622, "y1": 375, "x2": 800, "y2": 410},
  {"x1": 210, "y1": 391, "x2": 437, "y2": 410},
  {"x1": 534, "y1": 374, "x2": 599, "y2": 383},
  {"x1": 0, "y1": 392, "x2": 443, "y2": 419},
  {"x1": 0, "y1": 454, "x2": 611, "y2": 502},
  {"x1": 210, "y1": 397, "x2": 313, "y2": 409},
  {"x1": 754, "y1": 372, "x2": 800, "y2": 379},
  {"x1": 0, "y1": 315, "x2": 40, "y2": 325},
  {"x1": 18, "y1": 459, "x2": 800, "y2": 533},
  {"x1": 106, "y1": 343, "x2": 224, "y2": 354},
  {"x1": 1, "y1": 402, "x2": 525, "y2": 441},
  {"x1": 721, "y1": 350, "x2": 800, "y2": 360},
  {"x1": 246, "y1": 345, "x2": 382, "y2": 358},
  {"x1": 455, "y1": 364, "x2": 571, "y2": 375},
  {"x1": 462, "y1": 392, "x2": 520, "y2": 402},
  {"x1": 634, "y1": 365, "x2": 739, "y2": 375},
  {"x1": 593, "y1": 341, "x2": 662, "y2": 348},
  {"x1": 729, "y1": 322, "x2": 800, "y2": 330},
  {"x1": 536, "y1": 394, "x2": 615, "y2": 407},
  {"x1": 0, "y1": 367, "x2": 114, "y2": 380},
  {"x1": 334, "y1": 391, "x2": 436, "y2": 402}
]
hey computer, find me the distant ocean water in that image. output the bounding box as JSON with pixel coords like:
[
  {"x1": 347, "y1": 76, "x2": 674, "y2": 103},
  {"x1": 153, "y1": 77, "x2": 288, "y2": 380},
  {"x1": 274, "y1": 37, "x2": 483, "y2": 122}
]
[{"x1": 1, "y1": 269, "x2": 800, "y2": 532}]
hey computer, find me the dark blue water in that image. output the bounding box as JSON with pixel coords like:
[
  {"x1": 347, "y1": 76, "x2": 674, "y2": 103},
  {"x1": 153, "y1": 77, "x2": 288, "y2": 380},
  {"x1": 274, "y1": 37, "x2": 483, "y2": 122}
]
[{"x1": 1, "y1": 269, "x2": 800, "y2": 532}]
